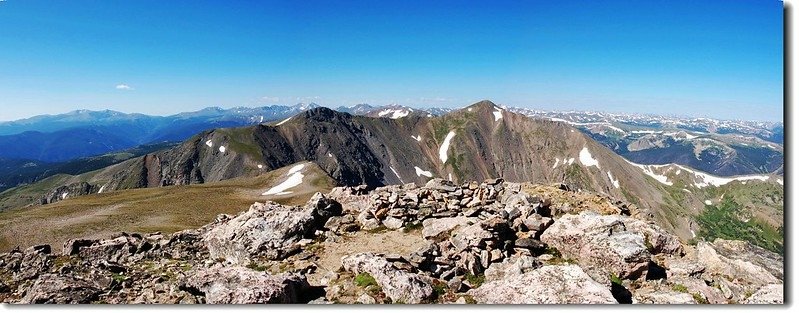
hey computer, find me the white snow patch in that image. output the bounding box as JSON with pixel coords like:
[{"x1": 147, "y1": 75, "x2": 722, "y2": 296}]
[
  {"x1": 287, "y1": 164, "x2": 305, "y2": 175},
  {"x1": 448, "y1": 173, "x2": 453, "y2": 181},
  {"x1": 570, "y1": 129, "x2": 575, "y2": 133},
  {"x1": 553, "y1": 158, "x2": 561, "y2": 169},
  {"x1": 259, "y1": 116, "x2": 264, "y2": 123},
  {"x1": 257, "y1": 164, "x2": 264, "y2": 169},
  {"x1": 205, "y1": 140, "x2": 213, "y2": 148},
  {"x1": 704, "y1": 200, "x2": 712, "y2": 205},
  {"x1": 439, "y1": 131, "x2": 456, "y2": 164},
  {"x1": 492, "y1": 108, "x2": 503, "y2": 121},
  {"x1": 682, "y1": 188, "x2": 691, "y2": 193},
  {"x1": 566, "y1": 158, "x2": 575, "y2": 165},
  {"x1": 390, "y1": 166, "x2": 404, "y2": 183},
  {"x1": 327, "y1": 152, "x2": 334, "y2": 158},
  {"x1": 263, "y1": 165, "x2": 305, "y2": 196},
  {"x1": 607, "y1": 171, "x2": 619, "y2": 188},
  {"x1": 777, "y1": 179, "x2": 783, "y2": 185},
  {"x1": 219, "y1": 146, "x2": 226, "y2": 153},
  {"x1": 414, "y1": 166, "x2": 433, "y2": 178},
  {"x1": 61, "y1": 192, "x2": 69, "y2": 200},
  {"x1": 673, "y1": 164, "x2": 770, "y2": 188},
  {"x1": 675, "y1": 169, "x2": 681, "y2": 175},
  {"x1": 690, "y1": 229, "x2": 696, "y2": 238},
  {"x1": 378, "y1": 109, "x2": 410, "y2": 119},
  {"x1": 467, "y1": 108, "x2": 473, "y2": 112},
  {"x1": 578, "y1": 147, "x2": 600, "y2": 168},
  {"x1": 411, "y1": 135, "x2": 422, "y2": 142},
  {"x1": 276, "y1": 116, "x2": 292, "y2": 126},
  {"x1": 98, "y1": 186, "x2": 106, "y2": 194},
  {"x1": 626, "y1": 161, "x2": 673, "y2": 186}
]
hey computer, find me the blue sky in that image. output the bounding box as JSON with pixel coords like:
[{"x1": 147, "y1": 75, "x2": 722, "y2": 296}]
[{"x1": 0, "y1": 0, "x2": 783, "y2": 121}]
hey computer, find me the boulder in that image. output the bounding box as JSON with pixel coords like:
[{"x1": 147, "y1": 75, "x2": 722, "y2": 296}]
[
  {"x1": 421, "y1": 216, "x2": 473, "y2": 240},
  {"x1": 744, "y1": 284, "x2": 783, "y2": 304},
  {"x1": 424, "y1": 179, "x2": 457, "y2": 192},
  {"x1": 469, "y1": 265, "x2": 616, "y2": 304},
  {"x1": 182, "y1": 266, "x2": 309, "y2": 304},
  {"x1": 18, "y1": 274, "x2": 101, "y2": 304},
  {"x1": 203, "y1": 196, "x2": 338, "y2": 264},
  {"x1": 450, "y1": 224, "x2": 493, "y2": 252},
  {"x1": 483, "y1": 254, "x2": 540, "y2": 282},
  {"x1": 540, "y1": 211, "x2": 651, "y2": 280},
  {"x1": 695, "y1": 241, "x2": 780, "y2": 287},
  {"x1": 341, "y1": 253, "x2": 433, "y2": 304}
]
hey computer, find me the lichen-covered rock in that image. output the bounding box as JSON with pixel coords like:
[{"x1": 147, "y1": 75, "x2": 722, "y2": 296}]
[
  {"x1": 341, "y1": 253, "x2": 433, "y2": 304},
  {"x1": 469, "y1": 265, "x2": 616, "y2": 304},
  {"x1": 744, "y1": 284, "x2": 783, "y2": 304},
  {"x1": 18, "y1": 274, "x2": 101, "y2": 304},
  {"x1": 540, "y1": 211, "x2": 651, "y2": 280},
  {"x1": 707, "y1": 239, "x2": 783, "y2": 281},
  {"x1": 182, "y1": 266, "x2": 309, "y2": 304}
]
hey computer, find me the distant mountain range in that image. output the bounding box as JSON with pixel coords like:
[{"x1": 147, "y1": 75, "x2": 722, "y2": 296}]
[
  {"x1": 0, "y1": 101, "x2": 782, "y2": 242},
  {"x1": 0, "y1": 102, "x2": 783, "y2": 193}
]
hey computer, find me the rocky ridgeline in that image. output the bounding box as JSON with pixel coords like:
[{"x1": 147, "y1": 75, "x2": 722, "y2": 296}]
[{"x1": 0, "y1": 179, "x2": 783, "y2": 304}]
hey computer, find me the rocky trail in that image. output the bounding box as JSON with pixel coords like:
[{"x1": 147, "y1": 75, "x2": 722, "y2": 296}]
[{"x1": 0, "y1": 178, "x2": 783, "y2": 304}]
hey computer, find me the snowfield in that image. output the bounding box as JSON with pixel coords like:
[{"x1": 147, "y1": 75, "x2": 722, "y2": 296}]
[
  {"x1": 493, "y1": 108, "x2": 503, "y2": 121},
  {"x1": 218, "y1": 146, "x2": 226, "y2": 153},
  {"x1": 262, "y1": 164, "x2": 305, "y2": 196},
  {"x1": 414, "y1": 166, "x2": 433, "y2": 178},
  {"x1": 389, "y1": 166, "x2": 404, "y2": 183},
  {"x1": 607, "y1": 171, "x2": 619, "y2": 188},
  {"x1": 411, "y1": 135, "x2": 422, "y2": 142},
  {"x1": 439, "y1": 131, "x2": 456, "y2": 164},
  {"x1": 578, "y1": 147, "x2": 600, "y2": 168},
  {"x1": 205, "y1": 140, "x2": 213, "y2": 148},
  {"x1": 276, "y1": 116, "x2": 292, "y2": 126}
]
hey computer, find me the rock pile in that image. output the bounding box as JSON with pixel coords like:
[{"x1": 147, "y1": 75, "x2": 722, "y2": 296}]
[{"x1": 0, "y1": 179, "x2": 784, "y2": 304}]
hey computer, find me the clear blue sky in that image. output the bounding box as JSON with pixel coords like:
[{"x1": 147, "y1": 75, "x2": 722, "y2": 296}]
[{"x1": 0, "y1": 0, "x2": 783, "y2": 122}]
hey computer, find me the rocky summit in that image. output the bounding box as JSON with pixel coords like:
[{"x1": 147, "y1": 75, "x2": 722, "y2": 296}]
[{"x1": 0, "y1": 178, "x2": 783, "y2": 304}]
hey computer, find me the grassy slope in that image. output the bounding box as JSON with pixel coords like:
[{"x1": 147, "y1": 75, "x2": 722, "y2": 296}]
[{"x1": 0, "y1": 162, "x2": 336, "y2": 251}]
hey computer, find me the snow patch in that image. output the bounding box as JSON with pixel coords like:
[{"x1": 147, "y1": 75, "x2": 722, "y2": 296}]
[
  {"x1": 61, "y1": 192, "x2": 69, "y2": 200},
  {"x1": 626, "y1": 161, "x2": 673, "y2": 186},
  {"x1": 704, "y1": 200, "x2": 712, "y2": 205},
  {"x1": 205, "y1": 140, "x2": 213, "y2": 148},
  {"x1": 553, "y1": 158, "x2": 561, "y2": 169},
  {"x1": 287, "y1": 164, "x2": 305, "y2": 175},
  {"x1": 378, "y1": 109, "x2": 410, "y2": 119},
  {"x1": 390, "y1": 166, "x2": 404, "y2": 184},
  {"x1": 218, "y1": 146, "x2": 226, "y2": 153},
  {"x1": 448, "y1": 173, "x2": 453, "y2": 181},
  {"x1": 607, "y1": 171, "x2": 619, "y2": 188},
  {"x1": 578, "y1": 147, "x2": 600, "y2": 168},
  {"x1": 439, "y1": 131, "x2": 456, "y2": 164},
  {"x1": 467, "y1": 108, "x2": 473, "y2": 112},
  {"x1": 98, "y1": 186, "x2": 106, "y2": 194},
  {"x1": 492, "y1": 108, "x2": 503, "y2": 121},
  {"x1": 673, "y1": 164, "x2": 770, "y2": 188},
  {"x1": 566, "y1": 158, "x2": 575, "y2": 165},
  {"x1": 257, "y1": 164, "x2": 264, "y2": 169},
  {"x1": 263, "y1": 164, "x2": 305, "y2": 196},
  {"x1": 411, "y1": 135, "x2": 422, "y2": 142},
  {"x1": 777, "y1": 179, "x2": 783, "y2": 185},
  {"x1": 276, "y1": 116, "x2": 292, "y2": 126},
  {"x1": 414, "y1": 166, "x2": 433, "y2": 178}
]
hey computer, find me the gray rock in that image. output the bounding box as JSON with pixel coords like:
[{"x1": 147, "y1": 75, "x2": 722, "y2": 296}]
[
  {"x1": 469, "y1": 265, "x2": 616, "y2": 304},
  {"x1": 18, "y1": 274, "x2": 101, "y2": 304},
  {"x1": 540, "y1": 211, "x2": 652, "y2": 280},
  {"x1": 341, "y1": 253, "x2": 433, "y2": 304},
  {"x1": 183, "y1": 266, "x2": 309, "y2": 304},
  {"x1": 203, "y1": 196, "x2": 337, "y2": 264},
  {"x1": 382, "y1": 217, "x2": 404, "y2": 230},
  {"x1": 744, "y1": 284, "x2": 783, "y2": 304},
  {"x1": 422, "y1": 216, "x2": 472, "y2": 240},
  {"x1": 425, "y1": 178, "x2": 457, "y2": 192}
]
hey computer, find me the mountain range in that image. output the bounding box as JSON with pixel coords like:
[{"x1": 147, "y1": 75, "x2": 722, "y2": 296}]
[{"x1": 0, "y1": 101, "x2": 783, "y2": 254}]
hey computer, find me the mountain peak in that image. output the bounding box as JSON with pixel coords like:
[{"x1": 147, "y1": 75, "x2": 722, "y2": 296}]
[{"x1": 469, "y1": 100, "x2": 499, "y2": 110}]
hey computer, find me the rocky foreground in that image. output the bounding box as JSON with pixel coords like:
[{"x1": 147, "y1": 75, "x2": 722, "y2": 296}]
[{"x1": 0, "y1": 179, "x2": 784, "y2": 304}]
